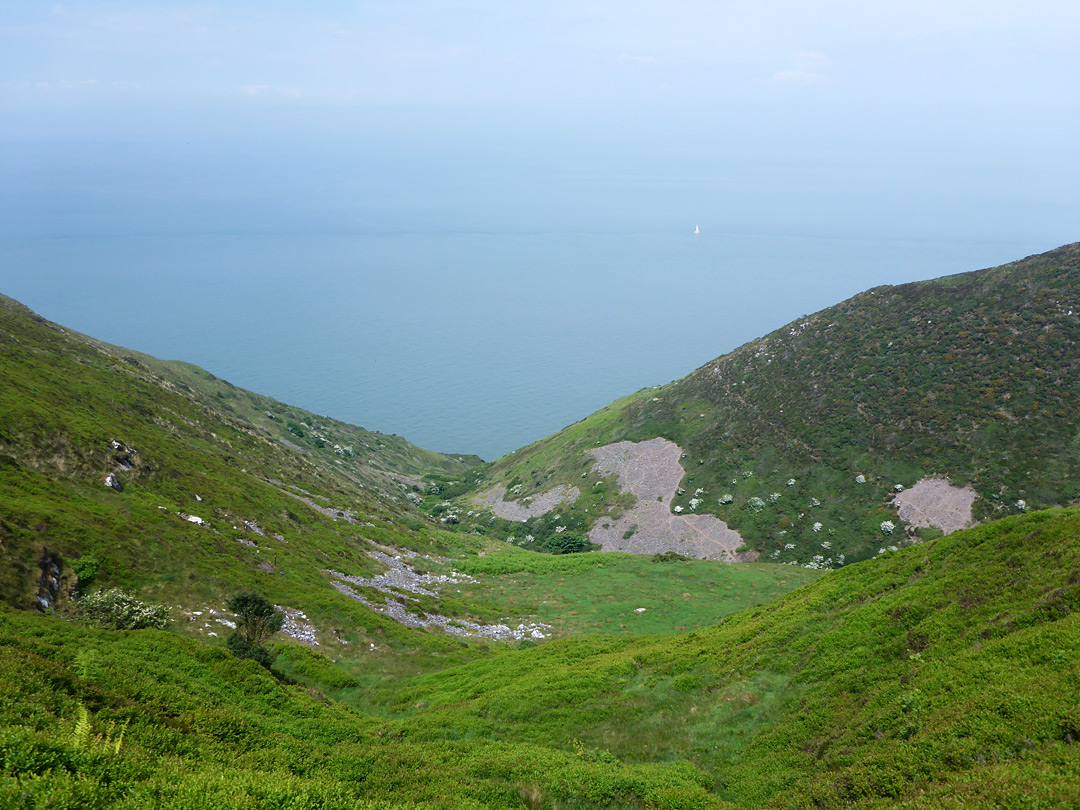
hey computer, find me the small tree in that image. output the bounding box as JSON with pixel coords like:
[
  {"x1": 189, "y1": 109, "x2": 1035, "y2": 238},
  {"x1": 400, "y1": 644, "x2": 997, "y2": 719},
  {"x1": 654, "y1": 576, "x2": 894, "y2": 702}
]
[{"x1": 225, "y1": 591, "x2": 283, "y2": 669}]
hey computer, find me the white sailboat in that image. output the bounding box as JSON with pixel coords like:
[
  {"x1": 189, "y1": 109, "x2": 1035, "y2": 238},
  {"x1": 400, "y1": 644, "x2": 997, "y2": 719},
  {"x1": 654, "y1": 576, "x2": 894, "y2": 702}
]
[{"x1": 694, "y1": 225, "x2": 700, "y2": 234}]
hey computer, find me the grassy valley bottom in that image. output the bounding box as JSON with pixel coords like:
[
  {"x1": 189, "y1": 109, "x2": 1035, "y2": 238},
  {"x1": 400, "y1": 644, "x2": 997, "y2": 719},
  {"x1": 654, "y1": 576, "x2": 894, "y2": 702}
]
[{"x1": 4, "y1": 507, "x2": 1080, "y2": 809}]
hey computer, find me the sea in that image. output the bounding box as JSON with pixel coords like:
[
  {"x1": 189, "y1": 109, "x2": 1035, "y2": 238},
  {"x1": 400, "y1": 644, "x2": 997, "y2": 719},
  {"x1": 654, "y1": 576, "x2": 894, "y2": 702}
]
[{"x1": 0, "y1": 137, "x2": 1067, "y2": 460}]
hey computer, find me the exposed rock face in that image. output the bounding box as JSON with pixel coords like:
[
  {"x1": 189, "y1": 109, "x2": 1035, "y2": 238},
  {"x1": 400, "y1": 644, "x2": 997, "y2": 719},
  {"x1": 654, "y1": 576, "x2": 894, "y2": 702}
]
[
  {"x1": 475, "y1": 484, "x2": 580, "y2": 522},
  {"x1": 893, "y1": 478, "x2": 977, "y2": 535},
  {"x1": 109, "y1": 439, "x2": 136, "y2": 470},
  {"x1": 587, "y1": 438, "x2": 753, "y2": 562},
  {"x1": 35, "y1": 549, "x2": 63, "y2": 612}
]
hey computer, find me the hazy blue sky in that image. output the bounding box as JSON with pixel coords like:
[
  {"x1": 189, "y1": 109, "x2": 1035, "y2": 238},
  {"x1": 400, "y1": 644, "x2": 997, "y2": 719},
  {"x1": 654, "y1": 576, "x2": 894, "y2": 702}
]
[
  {"x1": 2, "y1": 2, "x2": 1077, "y2": 156},
  {"x1": 3, "y1": 2, "x2": 1078, "y2": 242}
]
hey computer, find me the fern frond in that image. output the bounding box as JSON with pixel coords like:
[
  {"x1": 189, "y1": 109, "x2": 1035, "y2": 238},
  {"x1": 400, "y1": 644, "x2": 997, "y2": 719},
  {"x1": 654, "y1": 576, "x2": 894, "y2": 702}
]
[
  {"x1": 112, "y1": 719, "x2": 129, "y2": 755},
  {"x1": 72, "y1": 704, "x2": 92, "y2": 750}
]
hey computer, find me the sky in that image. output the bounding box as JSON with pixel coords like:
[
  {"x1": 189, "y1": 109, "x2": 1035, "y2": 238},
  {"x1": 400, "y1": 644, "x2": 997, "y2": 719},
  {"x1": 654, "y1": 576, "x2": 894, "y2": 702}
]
[
  {"x1": 4, "y1": 2, "x2": 1079, "y2": 155},
  {"x1": 0, "y1": 2, "x2": 1076, "y2": 245},
  {"x1": 2, "y1": 3, "x2": 1078, "y2": 240},
  {"x1": 1, "y1": 3, "x2": 1079, "y2": 457}
]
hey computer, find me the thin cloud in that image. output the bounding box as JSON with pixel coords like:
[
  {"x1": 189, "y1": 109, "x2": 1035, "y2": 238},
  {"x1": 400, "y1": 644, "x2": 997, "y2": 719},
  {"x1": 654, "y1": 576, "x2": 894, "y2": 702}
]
[
  {"x1": 770, "y1": 51, "x2": 829, "y2": 85},
  {"x1": 239, "y1": 84, "x2": 303, "y2": 99},
  {"x1": 17, "y1": 78, "x2": 99, "y2": 92}
]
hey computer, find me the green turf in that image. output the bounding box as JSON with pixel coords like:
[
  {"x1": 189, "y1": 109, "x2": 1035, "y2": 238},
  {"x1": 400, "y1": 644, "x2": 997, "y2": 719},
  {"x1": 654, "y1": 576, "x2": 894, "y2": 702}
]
[{"x1": 444, "y1": 553, "x2": 821, "y2": 637}]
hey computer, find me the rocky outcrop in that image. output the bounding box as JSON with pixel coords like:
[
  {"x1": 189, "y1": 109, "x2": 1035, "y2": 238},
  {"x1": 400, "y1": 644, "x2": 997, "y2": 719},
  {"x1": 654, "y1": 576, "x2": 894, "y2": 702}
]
[
  {"x1": 893, "y1": 478, "x2": 977, "y2": 535},
  {"x1": 475, "y1": 484, "x2": 580, "y2": 522},
  {"x1": 587, "y1": 438, "x2": 753, "y2": 562}
]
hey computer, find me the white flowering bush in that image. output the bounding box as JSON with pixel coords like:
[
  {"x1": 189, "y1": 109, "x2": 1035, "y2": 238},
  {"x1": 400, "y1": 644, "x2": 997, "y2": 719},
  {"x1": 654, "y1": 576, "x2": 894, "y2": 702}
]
[
  {"x1": 768, "y1": 492, "x2": 781, "y2": 503},
  {"x1": 405, "y1": 492, "x2": 423, "y2": 505},
  {"x1": 747, "y1": 496, "x2": 766, "y2": 512},
  {"x1": 893, "y1": 483, "x2": 905, "y2": 492},
  {"x1": 689, "y1": 498, "x2": 701, "y2": 510},
  {"x1": 855, "y1": 474, "x2": 866, "y2": 484},
  {"x1": 673, "y1": 505, "x2": 684, "y2": 513},
  {"x1": 786, "y1": 478, "x2": 796, "y2": 487},
  {"x1": 76, "y1": 589, "x2": 169, "y2": 630},
  {"x1": 804, "y1": 554, "x2": 833, "y2": 570},
  {"x1": 809, "y1": 497, "x2": 821, "y2": 508},
  {"x1": 718, "y1": 493, "x2": 734, "y2": 505},
  {"x1": 812, "y1": 522, "x2": 822, "y2": 532},
  {"x1": 783, "y1": 543, "x2": 796, "y2": 550},
  {"x1": 1015, "y1": 499, "x2": 1029, "y2": 512},
  {"x1": 880, "y1": 520, "x2": 896, "y2": 535}
]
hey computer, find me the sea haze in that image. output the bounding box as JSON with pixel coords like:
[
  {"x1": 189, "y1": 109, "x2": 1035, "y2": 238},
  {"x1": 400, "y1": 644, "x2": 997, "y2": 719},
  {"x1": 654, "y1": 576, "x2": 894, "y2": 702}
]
[{"x1": 0, "y1": 134, "x2": 1068, "y2": 460}]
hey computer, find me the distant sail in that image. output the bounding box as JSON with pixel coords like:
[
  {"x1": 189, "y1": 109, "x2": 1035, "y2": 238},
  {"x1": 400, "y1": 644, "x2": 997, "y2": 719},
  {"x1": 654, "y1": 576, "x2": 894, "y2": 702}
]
[{"x1": 694, "y1": 225, "x2": 700, "y2": 234}]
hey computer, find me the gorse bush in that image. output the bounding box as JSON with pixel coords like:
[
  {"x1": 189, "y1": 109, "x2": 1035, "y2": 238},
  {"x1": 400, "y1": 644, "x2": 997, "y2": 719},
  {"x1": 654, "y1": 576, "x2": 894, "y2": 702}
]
[{"x1": 75, "y1": 589, "x2": 169, "y2": 630}]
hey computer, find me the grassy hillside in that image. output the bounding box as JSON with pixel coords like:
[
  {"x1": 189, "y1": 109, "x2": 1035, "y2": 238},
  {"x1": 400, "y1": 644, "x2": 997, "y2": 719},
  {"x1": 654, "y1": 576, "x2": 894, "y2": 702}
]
[
  {"x1": 0, "y1": 292, "x2": 814, "y2": 677},
  {"x1": 3, "y1": 505, "x2": 1077, "y2": 808},
  {"x1": 1, "y1": 276, "x2": 1077, "y2": 809},
  {"x1": 457, "y1": 243, "x2": 1080, "y2": 566}
]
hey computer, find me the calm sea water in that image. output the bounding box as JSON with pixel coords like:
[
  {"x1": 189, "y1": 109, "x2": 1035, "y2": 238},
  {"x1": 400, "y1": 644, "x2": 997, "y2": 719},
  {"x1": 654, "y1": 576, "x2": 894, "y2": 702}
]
[{"x1": 0, "y1": 229, "x2": 1046, "y2": 460}]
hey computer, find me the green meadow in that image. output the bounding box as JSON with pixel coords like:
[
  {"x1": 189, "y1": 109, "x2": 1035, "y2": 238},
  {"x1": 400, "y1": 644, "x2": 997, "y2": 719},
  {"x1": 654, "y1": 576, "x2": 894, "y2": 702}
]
[
  {"x1": 3, "y1": 506, "x2": 1079, "y2": 808},
  {"x1": 441, "y1": 552, "x2": 820, "y2": 637}
]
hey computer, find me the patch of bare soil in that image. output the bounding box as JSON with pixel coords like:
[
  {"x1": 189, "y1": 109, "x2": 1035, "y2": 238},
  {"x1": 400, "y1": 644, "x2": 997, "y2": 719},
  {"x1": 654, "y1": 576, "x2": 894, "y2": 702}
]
[
  {"x1": 475, "y1": 484, "x2": 580, "y2": 522},
  {"x1": 587, "y1": 438, "x2": 754, "y2": 562},
  {"x1": 893, "y1": 478, "x2": 977, "y2": 535}
]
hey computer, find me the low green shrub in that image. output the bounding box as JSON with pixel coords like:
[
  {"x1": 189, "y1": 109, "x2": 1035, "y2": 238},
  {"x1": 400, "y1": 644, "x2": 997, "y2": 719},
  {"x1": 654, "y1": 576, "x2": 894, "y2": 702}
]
[{"x1": 69, "y1": 557, "x2": 99, "y2": 592}]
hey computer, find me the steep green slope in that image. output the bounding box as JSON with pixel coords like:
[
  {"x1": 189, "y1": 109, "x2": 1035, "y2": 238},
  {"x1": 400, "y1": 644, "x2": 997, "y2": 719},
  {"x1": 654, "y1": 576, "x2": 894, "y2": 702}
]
[
  {"x1": 3, "y1": 506, "x2": 1077, "y2": 808},
  {"x1": 0, "y1": 292, "x2": 490, "y2": 667},
  {"x1": 0, "y1": 609, "x2": 723, "y2": 810},
  {"x1": 461, "y1": 243, "x2": 1080, "y2": 565},
  {"x1": 374, "y1": 505, "x2": 1080, "y2": 808},
  {"x1": 3, "y1": 293, "x2": 481, "y2": 490}
]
